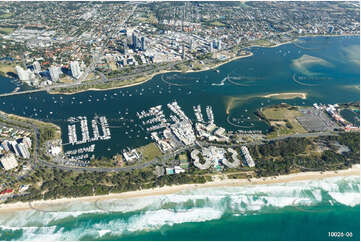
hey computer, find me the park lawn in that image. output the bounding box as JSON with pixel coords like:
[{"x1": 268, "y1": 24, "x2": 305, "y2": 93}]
[
  {"x1": 0, "y1": 27, "x2": 15, "y2": 34},
  {"x1": 262, "y1": 106, "x2": 307, "y2": 138},
  {"x1": 210, "y1": 21, "x2": 226, "y2": 27},
  {"x1": 109, "y1": 62, "x2": 117, "y2": 71},
  {"x1": 262, "y1": 106, "x2": 301, "y2": 120},
  {"x1": 59, "y1": 76, "x2": 73, "y2": 83},
  {"x1": 136, "y1": 142, "x2": 162, "y2": 162},
  {"x1": 0, "y1": 13, "x2": 12, "y2": 19},
  {"x1": 85, "y1": 72, "x2": 96, "y2": 81},
  {"x1": 250, "y1": 39, "x2": 274, "y2": 47},
  {"x1": 137, "y1": 17, "x2": 148, "y2": 22},
  {"x1": 148, "y1": 13, "x2": 158, "y2": 24},
  {"x1": 0, "y1": 63, "x2": 16, "y2": 73},
  {"x1": 178, "y1": 153, "x2": 188, "y2": 162},
  {"x1": 191, "y1": 61, "x2": 203, "y2": 71}
]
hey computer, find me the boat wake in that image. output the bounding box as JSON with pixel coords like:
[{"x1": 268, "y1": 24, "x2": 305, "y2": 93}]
[{"x1": 211, "y1": 76, "x2": 228, "y2": 86}]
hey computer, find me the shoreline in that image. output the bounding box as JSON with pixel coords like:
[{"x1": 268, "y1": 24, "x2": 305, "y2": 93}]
[
  {"x1": 47, "y1": 52, "x2": 254, "y2": 95},
  {"x1": 35, "y1": 38, "x2": 295, "y2": 96},
  {"x1": 263, "y1": 92, "x2": 307, "y2": 99},
  {"x1": 41, "y1": 34, "x2": 358, "y2": 95},
  {"x1": 0, "y1": 165, "x2": 359, "y2": 213},
  {"x1": 1, "y1": 34, "x2": 358, "y2": 96}
]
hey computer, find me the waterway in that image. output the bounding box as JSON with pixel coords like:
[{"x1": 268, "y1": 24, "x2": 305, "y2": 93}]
[{"x1": 0, "y1": 36, "x2": 359, "y2": 159}]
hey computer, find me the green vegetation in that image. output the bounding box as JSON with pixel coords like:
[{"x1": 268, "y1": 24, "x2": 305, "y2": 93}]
[
  {"x1": 39, "y1": 126, "x2": 56, "y2": 145},
  {"x1": 0, "y1": 63, "x2": 16, "y2": 75},
  {"x1": 52, "y1": 74, "x2": 153, "y2": 94},
  {"x1": 5, "y1": 166, "x2": 210, "y2": 202},
  {"x1": 0, "y1": 27, "x2": 15, "y2": 35},
  {"x1": 0, "y1": 111, "x2": 60, "y2": 162},
  {"x1": 339, "y1": 101, "x2": 360, "y2": 111},
  {"x1": 2, "y1": 132, "x2": 359, "y2": 203},
  {"x1": 261, "y1": 104, "x2": 306, "y2": 138},
  {"x1": 136, "y1": 142, "x2": 162, "y2": 162},
  {"x1": 174, "y1": 63, "x2": 188, "y2": 72},
  {"x1": 134, "y1": 55, "x2": 143, "y2": 65},
  {"x1": 90, "y1": 158, "x2": 110, "y2": 167},
  {"x1": 0, "y1": 13, "x2": 12, "y2": 19},
  {"x1": 249, "y1": 133, "x2": 360, "y2": 177},
  {"x1": 249, "y1": 39, "x2": 275, "y2": 47},
  {"x1": 209, "y1": 21, "x2": 226, "y2": 27},
  {"x1": 227, "y1": 173, "x2": 250, "y2": 179}
]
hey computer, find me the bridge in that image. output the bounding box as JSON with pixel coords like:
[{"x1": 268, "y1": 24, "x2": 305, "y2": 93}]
[{"x1": 0, "y1": 88, "x2": 47, "y2": 97}]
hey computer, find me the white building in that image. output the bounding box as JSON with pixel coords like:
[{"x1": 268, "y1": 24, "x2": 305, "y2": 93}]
[
  {"x1": 22, "y1": 137, "x2": 32, "y2": 149},
  {"x1": 123, "y1": 149, "x2": 140, "y2": 162},
  {"x1": 33, "y1": 61, "x2": 41, "y2": 73},
  {"x1": 16, "y1": 143, "x2": 30, "y2": 159},
  {"x1": 70, "y1": 61, "x2": 81, "y2": 79},
  {"x1": 49, "y1": 65, "x2": 60, "y2": 82},
  {"x1": 1, "y1": 141, "x2": 10, "y2": 152},
  {"x1": 49, "y1": 146, "x2": 61, "y2": 156},
  {"x1": 0, "y1": 153, "x2": 18, "y2": 170},
  {"x1": 9, "y1": 141, "x2": 20, "y2": 157},
  {"x1": 241, "y1": 146, "x2": 255, "y2": 167},
  {"x1": 15, "y1": 66, "x2": 29, "y2": 81},
  {"x1": 174, "y1": 166, "x2": 185, "y2": 174}
]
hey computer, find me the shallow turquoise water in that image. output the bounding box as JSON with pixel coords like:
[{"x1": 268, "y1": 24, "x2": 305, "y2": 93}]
[
  {"x1": 0, "y1": 36, "x2": 359, "y2": 241},
  {"x1": 0, "y1": 176, "x2": 359, "y2": 241}
]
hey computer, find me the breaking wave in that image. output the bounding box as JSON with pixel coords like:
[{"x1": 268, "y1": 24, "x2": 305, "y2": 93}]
[{"x1": 0, "y1": 175, "x2": 359, "y2": 240}]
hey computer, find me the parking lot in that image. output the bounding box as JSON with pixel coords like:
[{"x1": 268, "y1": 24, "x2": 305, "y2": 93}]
[{"x1": 297, "y1": 107, "x2": 339, "y2": 132}]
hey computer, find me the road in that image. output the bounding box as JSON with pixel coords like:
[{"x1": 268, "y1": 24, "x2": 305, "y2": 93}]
[
  {"x1": 0, "y1": 110, "x2": 195, "y2": 173},
  {"x1": 0, "y1": 5, "x2": 138, "y2": 99},
  {"x1": 0, "y1": 110, "x2": 342, "y2": 173},
  {"x1": 198, "y1": 131, "x2": 338, "y2": 148},
  {"x1": 1, "y1": 110, "x2": 342, "y2": 174},
  {"x1": 37, "y1": 131, "x2": 339, "y2": 172},
  {"x1": 79, "y1": 4, "x2": 138, "y2": 83}
]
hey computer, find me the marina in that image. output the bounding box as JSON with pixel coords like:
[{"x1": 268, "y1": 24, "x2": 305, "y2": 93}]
[
  {"x1": 193, "y1": 105, "x2": 204, "y2": 123},
  {"x1": 0, "y1": 36, "x2": 358, "y2": 160},
  {"x1": 65, "y1": 144, "x2": 96, "y2": 156},
  {"x1": 67, "y1": 115, "x2": 111, "y2": 147},
  {"x1": 206, "y1": 105, "x2": 214, "y2": 124}
]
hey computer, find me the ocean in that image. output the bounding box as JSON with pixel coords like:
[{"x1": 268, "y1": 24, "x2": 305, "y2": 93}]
[
  {"x1": 0, "y1": 36, "x2": 359, "y2": 240},
  {"x1": 0, "y1": 176, "x2": 359, "y2": 241}
]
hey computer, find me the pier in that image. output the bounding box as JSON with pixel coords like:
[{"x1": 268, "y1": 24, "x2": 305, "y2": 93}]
[
  {"x1": 193, "y1": 105, "x2": 204, "y2": 123},
  {"x1": 206, "y1": 105, "x2": 214, "y2": 124},
  {"x1": 66, "y1": 115, "x2": 111, "y2": 147}
]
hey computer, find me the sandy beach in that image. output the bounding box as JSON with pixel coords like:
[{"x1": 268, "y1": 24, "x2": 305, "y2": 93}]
[
  {"x1": 263, "y1": 92, "x2": 307, "y2": 99},
  {"x1": 0, "y1": 165, "x2": 359, "y2": 213}
]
